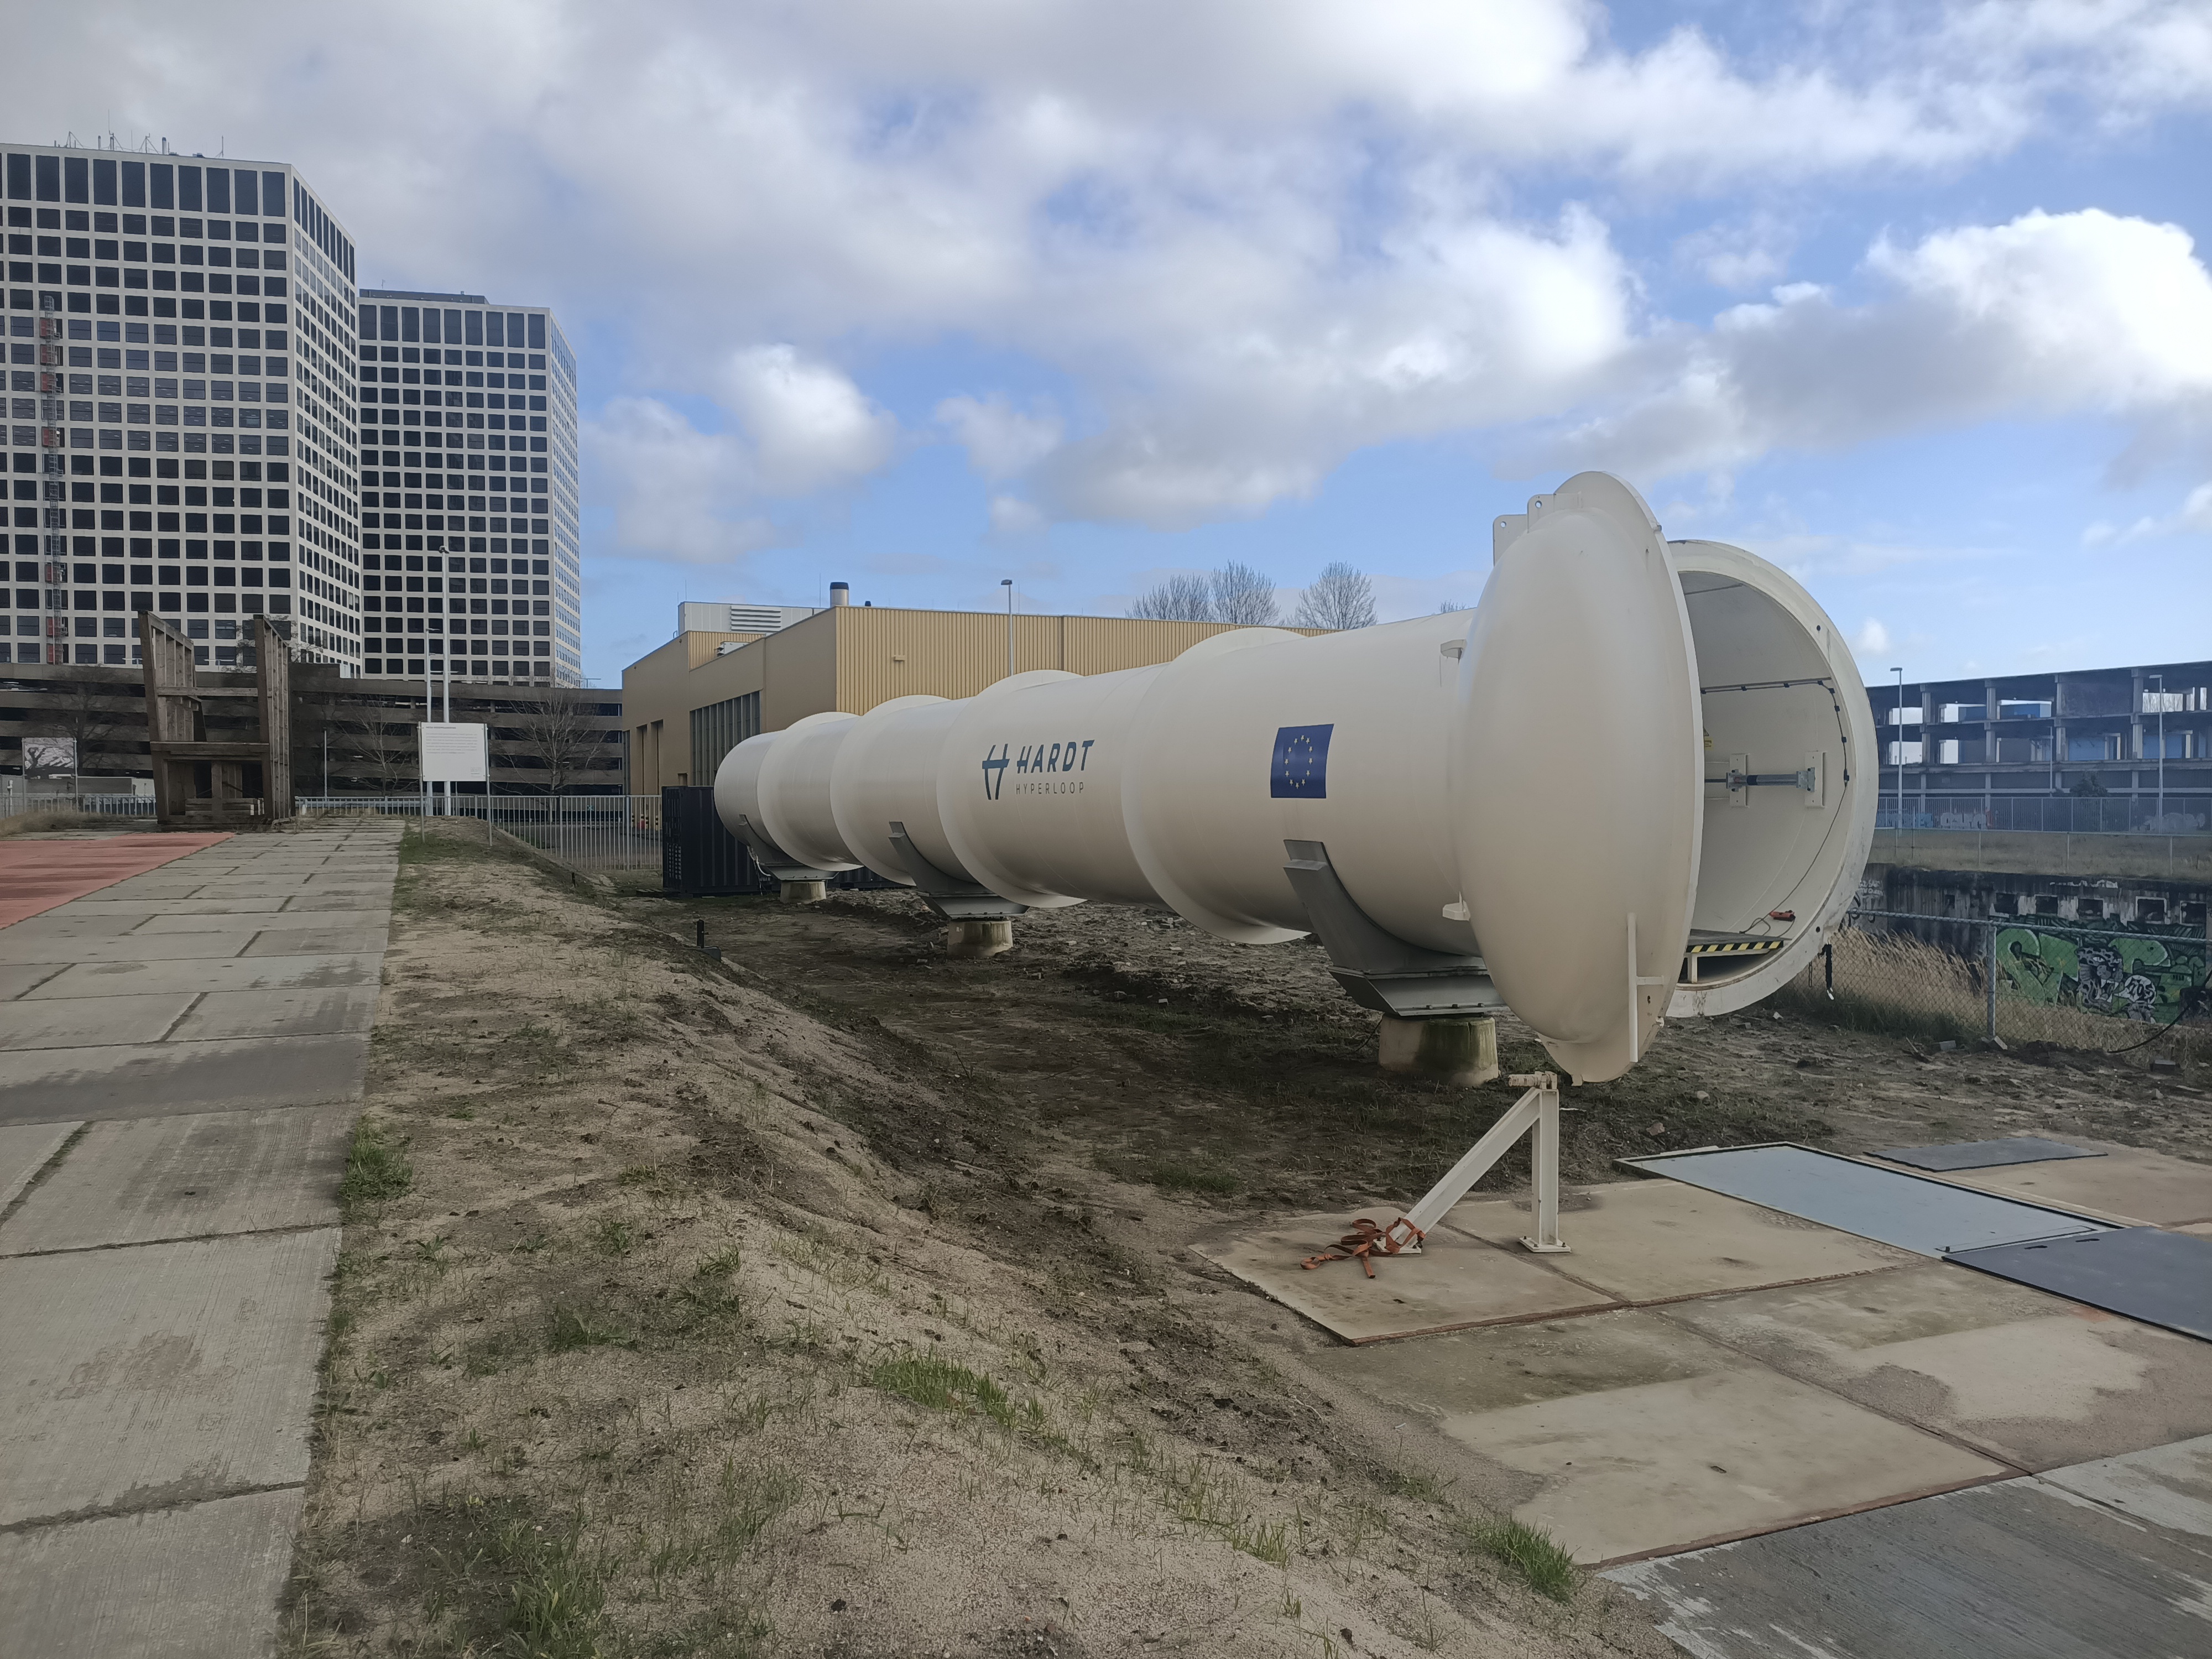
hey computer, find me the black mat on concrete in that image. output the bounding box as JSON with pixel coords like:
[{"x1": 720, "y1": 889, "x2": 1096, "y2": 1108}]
[
  {"x1": 1874, "y1": 1136, "x2": 2104, "y2": 1171},
  {"x1": 1948, "y1": 1228, "x2": 2212, "y2": 1342},
  {"x1": 1605, "y1": 1465, "x2": 2212, "y2": 1659}
]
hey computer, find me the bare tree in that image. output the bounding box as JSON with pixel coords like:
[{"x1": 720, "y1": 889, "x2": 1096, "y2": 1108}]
[
  {"x1": 312, "y1": 692, "x2": 417, "y2": 793},
  {"x1": 1436, "y1": 599, "x2": 1470, "y2": 614},
  {"x1": 1209, "y1": 561, "x2": 1279, "y2": 625},
  {"x1": 1293, "y1": 562, "x2": 1377, "y2": 630},
  {"x1": 24, "y1": 676, "x2": 127, "y2": 792},
  {"x1": 1129, "y1": 572, "x2": 1215, "y2": 622},
  {"x1": 509, "y1": 696, "x2": 603, "y2": 794}
]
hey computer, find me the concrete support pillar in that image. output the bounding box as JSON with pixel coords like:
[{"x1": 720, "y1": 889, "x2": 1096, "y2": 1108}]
[
  {"x1": 779, "y1": 879, "x2": 827, "y2": 904},
  {"x1": 1378, "y1": 1015, "x2": 1499, "y2": 1087},
  {"x1": 944, "y1": 919, "x2": 1014, "y2": 959}
]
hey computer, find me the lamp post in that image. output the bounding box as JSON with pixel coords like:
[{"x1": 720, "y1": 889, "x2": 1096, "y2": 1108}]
[
  {"x1": 1892, "y1": 666, "x2": 1905, "y2": 832},
  {"x1": 1001, "y1": 578, "x2": 1015, "y2": 681}
]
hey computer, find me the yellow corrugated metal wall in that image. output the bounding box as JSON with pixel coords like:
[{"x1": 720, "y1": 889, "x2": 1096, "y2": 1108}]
[
  {"x1": 624, "y1": 607, "x2": 1332, "y2": 784},
  {"x1": 832, "y1": 608, "x2": 1306, "y2": 715}
]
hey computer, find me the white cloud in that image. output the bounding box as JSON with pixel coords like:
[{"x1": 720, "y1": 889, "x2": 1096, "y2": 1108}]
[
  {"x1": 1677, "y1": 215, "x2": 1797, "y2": 292},
  {"x1": 723, "y1": 346, "x2": 898, "y2": 495},
  {"x1": 585, "y1": 397, "x2": 775, "y2": 566},
  {"x1": 1855, "y1": 618, "x2": 1893, "y2": 661},
  {"x1": 987, "y1": 495, "x2": 1048, "y2": 538},
  {"x1": 937, "y1": 396, "x2": 1064, "y2": 480},
  {"x1": 2093, "y1": 478, "x2": 2212, "y2": 544},
  {"x1": 1531, "y1": 208, "x2": 2212, "y2": 482},
  {"x1": 18, "y1": 1, "x2": 2212, "y2": 545}
]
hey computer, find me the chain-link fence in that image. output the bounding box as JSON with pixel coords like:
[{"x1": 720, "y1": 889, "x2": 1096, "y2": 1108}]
[
  {"x1": 298, "y1": 795, "x2": 664, "y2": 875},
  {"x1": 1768, "y1": 907, "x2": 2211, "y2": 1063}
]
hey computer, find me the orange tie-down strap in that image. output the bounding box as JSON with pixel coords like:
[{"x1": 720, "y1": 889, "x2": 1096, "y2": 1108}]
[{"x1": 1300, "y1": 1214, "x2": 1425, "y2": 1278}]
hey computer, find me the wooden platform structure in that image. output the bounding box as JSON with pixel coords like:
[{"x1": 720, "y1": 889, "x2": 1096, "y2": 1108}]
[{"x1": 138, "y1": 613, "x2": 295, "y2": 830}]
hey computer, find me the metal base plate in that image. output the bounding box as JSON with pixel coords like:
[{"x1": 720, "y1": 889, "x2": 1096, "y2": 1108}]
[
  {"x1": 1875, "y1": 1136, "x2": 2105, "y2": 1172},
  {"x1": 1948, "y1": 1228, "x2": 2212, "y2": 1343},
  {"x1": 1622, "y1": 1144, "x2": 2111, "y2": 1257}
]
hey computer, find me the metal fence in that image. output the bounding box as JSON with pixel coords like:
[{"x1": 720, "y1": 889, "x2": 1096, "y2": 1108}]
[
  {"x1": 1771, "y1": 907, "x2": 2210, "y2": 1061},
  {"x1": 1876, "y1": 794, "x2": 2211, "y2": 835},
  {"x1": 0, "y1": 791, "x2": 158, "y2": 821},
  {"x1": 297, "y1": 794, "x2": 664, "y2": 875}
]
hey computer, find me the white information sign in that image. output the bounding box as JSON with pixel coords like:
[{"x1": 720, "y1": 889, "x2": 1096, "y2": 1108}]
[{"x1": 419, "y1": 722, "x2": 489, "y2": 784}]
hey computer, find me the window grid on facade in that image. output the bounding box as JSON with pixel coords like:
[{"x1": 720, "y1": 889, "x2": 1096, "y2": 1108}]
[
  {"x1": 2, "y1": 142, "x2": 362, "y2": 673},
  {"x1": 353, "y1": 289, "x2": 580, "y2": 685}
]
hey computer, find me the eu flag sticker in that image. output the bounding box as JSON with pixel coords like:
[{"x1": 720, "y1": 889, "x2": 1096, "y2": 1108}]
[{"x1": 1270, "y1": 723, "x2": 1334, "y2": 799}]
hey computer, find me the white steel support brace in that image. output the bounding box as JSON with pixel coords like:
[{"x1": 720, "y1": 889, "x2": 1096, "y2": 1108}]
[{"x1": 1301, "y1": 1072, "x2": 1568, "y2": 1274}]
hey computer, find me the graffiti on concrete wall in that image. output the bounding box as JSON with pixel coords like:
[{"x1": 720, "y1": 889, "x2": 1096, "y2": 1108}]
[{"x1": 1996, "y1": 927, "x2": 2208, "y2": 1023}]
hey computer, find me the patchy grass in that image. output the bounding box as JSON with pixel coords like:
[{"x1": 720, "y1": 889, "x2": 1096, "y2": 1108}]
[
  {"x1": 337, "y1": 1119, "x2": 413, "y2": 1204},
  {"x1": 1147, "y1": 1157, "x2": 1239, "y2": 1196},
  {"x1": 868, "y1": 1352, "x2": 1016, "y2": 1423},
  {"x1": 444, "y1": 1499, "x2": 608, "y2": 1659},
  {"x1": 546, "y1": 1305, "x2": 632, "y2": 1353},
  {"x1": 1457, "y1": 1514, "x2": 1579, "y2": 1602}
]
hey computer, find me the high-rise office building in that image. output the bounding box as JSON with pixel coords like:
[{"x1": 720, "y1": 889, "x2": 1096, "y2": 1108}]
[
  {"x1": 2, "y1": 142, "x2": 364, "y2": 672},
  {"x1": 354, "y1": 290, "x2": 579, "y2": 685}
]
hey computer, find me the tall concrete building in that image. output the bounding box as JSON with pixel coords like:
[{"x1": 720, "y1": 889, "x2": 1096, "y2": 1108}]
[
  {"x1": 3, "y1": 142, "x2": 365, "y2": 673},
  {"x1": 354, "y1": 290, "x2": 579, "y2": 685}
]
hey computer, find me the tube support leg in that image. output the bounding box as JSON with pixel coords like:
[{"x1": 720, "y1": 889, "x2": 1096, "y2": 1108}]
[
  {"x1": 1377, "y1": 1015, "x2": 1499, "y2": 1087},
  {"x1": 779, "y1": 879, "x2": 827, "y2": 904},
  {"x1": 945, "y1": 919, "x2": 1014, "y2": 959},
  {"x1": 1521, "y1": 1078, "x2": 1568, "y2": 1253}
]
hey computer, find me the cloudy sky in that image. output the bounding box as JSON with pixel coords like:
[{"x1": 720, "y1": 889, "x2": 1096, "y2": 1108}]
[{"x1": 29, "y1": 2, "x2": 2212, "y2": 685}]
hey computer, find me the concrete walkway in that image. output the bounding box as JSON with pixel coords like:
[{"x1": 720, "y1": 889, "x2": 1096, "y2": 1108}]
[{"x1": 0, "y1": 819, "x2": 399, "y2": 1658}]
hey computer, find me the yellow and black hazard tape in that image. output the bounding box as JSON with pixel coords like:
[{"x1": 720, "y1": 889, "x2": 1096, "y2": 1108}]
[{"x1": 1685, "y1": 938, "x2": 1787, "y2": 957}]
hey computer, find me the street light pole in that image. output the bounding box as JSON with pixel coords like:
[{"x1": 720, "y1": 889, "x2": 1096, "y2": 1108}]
[{"x1": 1001, "y1": 578, "x2": 1015, "y2": 682}]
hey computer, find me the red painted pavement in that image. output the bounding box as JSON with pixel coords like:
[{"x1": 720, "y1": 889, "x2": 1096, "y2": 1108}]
[{"x1": 0, "y1": 833, "x2": 234, "y2": 928}]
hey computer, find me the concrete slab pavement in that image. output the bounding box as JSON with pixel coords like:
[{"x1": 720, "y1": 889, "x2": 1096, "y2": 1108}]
[
  {"x1": 1604, "y1": 1439, "x2": 2212, "y2": 1657},
  {"x1": 0, "y1": 1488, "x2": 307, "y2": 1659},
  {"x1": 0, "y1": 820, "x2": 401, "y2": 1655},
  {"x1": 0, "y1": 1105, "x2": 352, "y2": 1254},
  {"x1": 20, "y1": 953, "x2": 386, "y2": 999},
  {"x1": 1443, "y1": 1180, "x2": 1920, "y2": 1304},
  {"x1": 0, "y1": 993, "x2": 199, "y2": 1052},
  {"x1": 1932, "y1": 1140, "x2": 2212, "y2": 1228},
  {"x1": 1196, "y1": 1212, "x2": 1620, "y2": 1342},
  {"x1": 0, "y1": 1034, "x2": 370, "y2": 1128},
  {"x1": 0, "y1": 1228, "x2": 340, "y2": 1525},
  {"x1": 1308, "y1": 1308, "x2": 2007, "y2": 1563},
  {"x1": 0, "y1": 1120, "x2": 79, "y2": 1210},
  {"x1": 1656, "y1": 1260, "x2": 2212, "y2": 1471}
]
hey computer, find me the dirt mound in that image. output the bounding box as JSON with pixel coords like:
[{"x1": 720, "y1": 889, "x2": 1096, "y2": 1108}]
[{"x1": 294, "y1": 824, "x2": 1672, "y2": 1657}]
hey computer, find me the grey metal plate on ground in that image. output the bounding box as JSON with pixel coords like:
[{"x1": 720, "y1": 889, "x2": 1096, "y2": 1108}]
[
  {"x1": 1948, "y1": 1228, "x2": 2212, "y2": 1343},
  {"x1": 1875, "y1": 1136, "x2": 2105, "y2": 1172},
  {"x1": 1623, "y1": 1145, "x2": 2110, "y2": 1256},
  {"x1": 1605, "y1": 1444, "x2": 2212, "y2": 1659}
]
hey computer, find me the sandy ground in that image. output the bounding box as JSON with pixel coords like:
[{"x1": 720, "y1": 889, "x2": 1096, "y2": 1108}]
[{"x1": 290, "y1": 830, "x2": 2205, "y2": 1657}]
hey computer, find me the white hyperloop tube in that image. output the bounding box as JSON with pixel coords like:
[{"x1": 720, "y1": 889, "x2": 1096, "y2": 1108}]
[
  {"x1": 712, "y1": 471, "x2": 1875, "y2": 1083},
  {"x1": 756, "y1": 711, "x2": 863, "y2": 873}
]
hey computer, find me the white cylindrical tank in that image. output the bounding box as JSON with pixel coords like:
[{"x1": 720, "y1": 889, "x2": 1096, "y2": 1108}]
[{"x1": 713, "y1": 471, "x2": 1875, "y2": 1083}]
